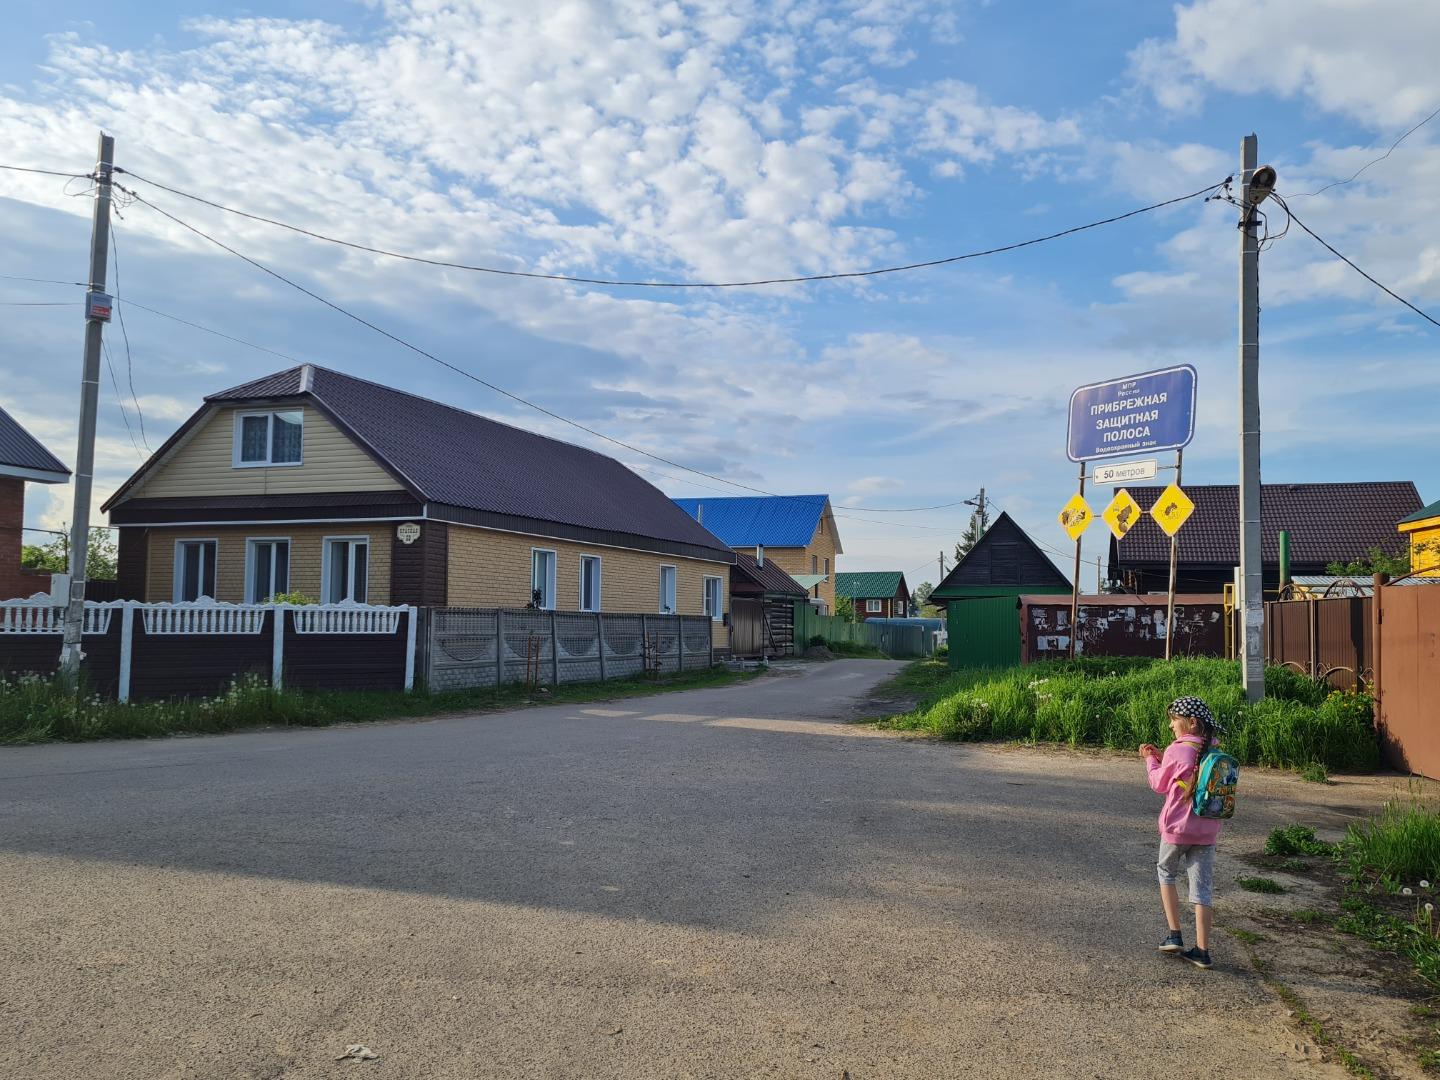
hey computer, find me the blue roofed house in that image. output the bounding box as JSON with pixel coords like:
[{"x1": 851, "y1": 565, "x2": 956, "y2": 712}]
[{"x1": 673, "y1": 495, "x2": 841, "y2": 612}]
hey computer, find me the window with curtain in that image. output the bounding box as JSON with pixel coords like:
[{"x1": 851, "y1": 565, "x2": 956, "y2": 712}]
[
  {"x1": 324, "y1": 538, "x2": 369, "y2": 603},
  {"x1": 659, "y1": 566, "x2": 676, "y2": 614},
  {"x1": 235, "y1": 410, "x2": 303, "y2": 466},
  {"x1": 247, "y1": 539, "x2": 290, "y2": 603},
  {"x1": 531, "y1": 549, "x2": 556, "y2": 609},
  {"x1": 704, "y1": 577, "x2": 723, "y2": 621},
  {"x1": 867, "y1": 599, "x2": 882, "y2": 613},
  {"x1": 174, "y1": 540, "x2": 217, "y2": 602},
  {"x1": 579, "y1": 555, "x2": 601, "y2": 612}
]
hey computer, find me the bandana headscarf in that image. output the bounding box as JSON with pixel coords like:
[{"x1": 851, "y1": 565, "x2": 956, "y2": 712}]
[{"x1": 1168, "y1": 695, "x2": 1221, "y2": 733}]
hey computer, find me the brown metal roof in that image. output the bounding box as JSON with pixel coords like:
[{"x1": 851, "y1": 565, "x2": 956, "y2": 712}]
[
  {"x1": 733, "y1": 550, "x2": 807, "y2": 595},
  {"x1": 113, "y1": 365, "x2": 734, "y2": 561},
  {"x1": 1114, "y1": 482, "x2": 1422, "y2": 566}
]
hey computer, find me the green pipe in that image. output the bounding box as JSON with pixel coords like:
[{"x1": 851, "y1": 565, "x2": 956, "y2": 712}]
[{"x1": 1279, "y1": 530, "x2": 1291, "y2": 591}]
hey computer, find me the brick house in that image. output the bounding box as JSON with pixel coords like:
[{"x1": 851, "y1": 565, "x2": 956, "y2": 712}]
[
  {"x1": 672, "y1": 494, "x2": 841, "y2": 612},
  {"x1": 0, "y1": 404, "x2": 71, "y2": 599},
  {"x1": 101, "y1": 365, "x2": 736, "y2": 643},
  {"x1": 835, "y1": 571, "x2": 910, "y2": 620},
  {"x1": 1109, "y1": 482, "x2": 1423, "y2": 596}
]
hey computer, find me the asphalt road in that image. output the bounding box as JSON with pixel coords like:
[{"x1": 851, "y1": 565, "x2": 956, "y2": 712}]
[{"x1": 0, "y1": 660, "x2": 1399, "y2": 1079}]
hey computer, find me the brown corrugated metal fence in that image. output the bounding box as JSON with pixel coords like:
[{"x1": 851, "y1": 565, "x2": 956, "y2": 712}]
[
  {"x1": 1263, "y1": 597, "x2": 1372, "y2": 690},
  {"x1": 1374, "y1": 583, "x2": 1440, "y2": 778}
]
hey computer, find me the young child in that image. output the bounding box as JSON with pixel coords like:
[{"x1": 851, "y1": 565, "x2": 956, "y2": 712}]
[{"x1": 1139, "y1": 696, "x2": 1223, "y2": 969}]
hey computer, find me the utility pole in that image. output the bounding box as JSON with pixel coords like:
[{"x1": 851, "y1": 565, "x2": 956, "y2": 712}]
[
  {"x1": 1238, "y1": 134, "x2": 1273, "y2": 702},
  {"x1": 59, "y1": 132, "x2": 114, "y2": 681},
  {"x1": 1096, "y1": 556, "x2": 1103, "y2": 594},
  {"x1": 939, "y1": 551, "x2": 946, "y2": 579}
]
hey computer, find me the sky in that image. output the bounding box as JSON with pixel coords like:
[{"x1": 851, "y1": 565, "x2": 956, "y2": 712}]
[{"x1": 1, "y1": 0, "x2": 1437, "y2": 588}]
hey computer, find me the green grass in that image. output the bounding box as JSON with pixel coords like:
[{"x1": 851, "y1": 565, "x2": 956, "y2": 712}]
[
  {"x1": 1340, "y1": 801, "x2": 1440, "y2": 890},
  {"x1": 1266, "y1": 825, "x2": 1337, "y2": 858},
  {"x1": 1300, "y1": 761, "x2": 1331, "y2": 784},
  {"x1": 1288, "y1": 908, "x2": 1332, "y2": 925},
  {"x1": 1337, "y1": 894, "x2": 1440, "y2": 991},
  {"x1": 873, "y1": 657, "x2": 1379, "y2": 772},
  {"x1": 1237, "y1": 875, "x2": 1287, "y2": 894},
  {"x1": 0, "y1": 666, "x2": 757, "y2": 745}
]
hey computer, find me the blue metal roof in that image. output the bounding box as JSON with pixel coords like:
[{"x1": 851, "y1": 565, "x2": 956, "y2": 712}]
[{"x1": 673, "y1": 495, "x2": 829, "y2": 548}]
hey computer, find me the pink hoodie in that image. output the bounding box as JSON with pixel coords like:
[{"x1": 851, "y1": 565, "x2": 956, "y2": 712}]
[{"x1": 1146, "y1": 735, "x2": 1223, "y2": 845}]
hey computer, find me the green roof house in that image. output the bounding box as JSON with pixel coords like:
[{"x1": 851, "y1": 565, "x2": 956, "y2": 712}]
[{"x1": 835, "y1": 571, "x2": 910, "y2": 620}]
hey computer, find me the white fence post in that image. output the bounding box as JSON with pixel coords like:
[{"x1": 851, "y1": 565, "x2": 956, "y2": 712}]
[
  {"x1": 118, "y1": 602, "x2": 134, "y2": 703},
  {"x1": 404, "y1": 606, "x2": 417, "y2": 692},
  {"x1": 272, "y1": 606, "x2": 285, "y2": 690}
]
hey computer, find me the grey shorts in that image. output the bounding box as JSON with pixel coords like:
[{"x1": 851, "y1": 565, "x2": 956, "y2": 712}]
[{"x1": 1157, "y1": 842, "x2": 1216, "y2": 906}]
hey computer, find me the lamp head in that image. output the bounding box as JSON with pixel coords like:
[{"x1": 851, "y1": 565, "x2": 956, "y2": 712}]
[{"x1": 1247, "y1": 164, "x2": 1276, "y2": 205}]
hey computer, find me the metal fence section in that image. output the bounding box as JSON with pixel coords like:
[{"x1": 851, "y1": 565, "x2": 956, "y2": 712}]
[
  {"x1": 427, "y1": 608, "x2": 715, "y2": 692},
  {"x1": 793, "y1": 603, "x2": 932, "y2": 658},
  {"x1": 1263, "y1": 596, "x2": 1372, "y2": 689},
  {"x1": 1373, "y1": 577, "x2": 1440, "y2": 778}
]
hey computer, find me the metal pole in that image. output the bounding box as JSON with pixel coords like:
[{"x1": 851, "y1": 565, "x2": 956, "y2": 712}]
[
  {"x1": 1069, "y1": 461, "x2": 1085, "y2": 659},
  {"x1": 1238, "y1": 134, "x2": 1266, "y2": 701},
  {"x1": 1164, "y1": 449, "x2": 1183, "y2": 660},
  {"x1": 59, "y1": 132, "x2": 114, "y2": 681}
]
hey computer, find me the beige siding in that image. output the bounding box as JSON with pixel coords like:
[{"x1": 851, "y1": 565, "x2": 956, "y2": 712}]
[
  {"x1": 144, "y1": 525, "x2": 391, "y2": 605},
  {"x1": 133, "y1": 406, "x2": 402, "y2": 500},
  {"x1": 447, "y1": 525, "x2": 730, "y2": 647},
  {"x1": 757, "y1": 530, "x2": 839, "y2": 611}
]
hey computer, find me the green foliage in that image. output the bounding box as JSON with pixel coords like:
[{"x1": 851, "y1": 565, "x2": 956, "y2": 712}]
[
  {"x1": 269, "y1": 591, "x2": 317, "y2": 605},
  {"x1": 0, "y1": 666, "x2": 754, "y2": 745},
  {"x1": 913, "y1": 582, "x2": 934, "y2": 607},
  {"x1": 1265, "y1": 824, "x2": 1337, "y2": 858},
  {"x1": 826, "y1": 640, "x2": 888, "y2": 659},
  {"x1": 834, "y1": 595, "x2": 855, "y2": 620},
  {"x1": 19, "y1": 527, "x2": 117, "y2": 580},
  {"x1": 1326, "y1": 544, "x2": 1412, "y2": 578},
  {"x1": 1300, "y1": 761, "x2": 1331, "y2": 784},
  {"x1": 954, "y1": 504, "x2": 991, "y2": 563},
  {"x1": 1236, "y1": 875, "x2": 1286, "y2": 894},
  {"x1": 808, "y1": 634, "x2": 827, "y2": 648},
  {"x1": 1337, "y1": 894, "x2": 1440, "y2": 991},
  {"x1": 875, "y1": 657, "x2": 1379, "y2": 772}
]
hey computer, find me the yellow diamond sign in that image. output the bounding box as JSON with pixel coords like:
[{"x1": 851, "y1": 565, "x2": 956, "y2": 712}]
[
  {"x1": 1102, "y1": 488, "x2": 1143, "y2": 540},
  {"x1": 1058, "y1": 492, "x2": 1095, "y2": 541},
  {"x1": 1149, "y1": 482, "x2": 1196, "y2": 537}
]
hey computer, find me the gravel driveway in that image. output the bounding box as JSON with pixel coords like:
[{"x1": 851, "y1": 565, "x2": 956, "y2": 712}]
[{"x1": 0, "y1": 660, "x2": 1402, "y2": 1078}]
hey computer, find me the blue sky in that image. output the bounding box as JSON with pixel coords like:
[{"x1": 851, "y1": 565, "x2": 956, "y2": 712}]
[{"x1": 1, "y1": 0, "x2": 1436, "y2": 585}]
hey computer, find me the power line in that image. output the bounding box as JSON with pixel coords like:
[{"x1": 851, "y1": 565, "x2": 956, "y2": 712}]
[
  {"x1": 116, "y1": 167, "x2": 1227, "y2": 289},
  {"x1": 0, "y1": 163, "x2": 92, "y2": 180},
  {"x1": 101, "y1": 338, "x2": 144, "y2": 459},
  {"x1": 0, "y1": 300, "x2": 79, "y2": 306},
  {"x1": 108, "y1": 223, "x2": 150, "y2": 450},
  {"x1": 1288, "y1": 104, "x2": 1440, "y2": 199},
  {"x1": 118, "y1": 297, "x2": 306, "y2": 364},
  {"x1": 1276, "y1": 195, "x2": 1440, "y2": 330},
  {"x1": 0, "y1": 273, "x2": 87, "y2": 287}
]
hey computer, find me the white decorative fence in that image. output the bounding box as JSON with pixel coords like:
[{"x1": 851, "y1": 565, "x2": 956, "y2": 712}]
[{"x1": 0, "y1": 599, "x2": 416, "y2": 702}]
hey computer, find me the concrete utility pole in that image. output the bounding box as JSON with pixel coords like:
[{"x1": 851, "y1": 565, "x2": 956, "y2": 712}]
[
  {"x1": 59, "y1": 132, "x2": 114, "y2": 681},
  {"x1": 1237, "y1": 134, "x2": 1271, "y2": 701}
]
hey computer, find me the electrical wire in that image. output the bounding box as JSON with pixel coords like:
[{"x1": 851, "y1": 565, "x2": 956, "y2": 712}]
[
  {"x1": 117, "y1": 297, "x2": 306, "y2": 364},
  {"x1": 0, "y1": 163, "x2": 92, "y2": 179},
  {"x1": 108, "y1": 223, "x2": 150, "y2": 450},
  {"x1": 1288, "y1": 104, "x2": 1440, "y2": 199},
  {"x1": 1275, "y1": 194, "x2": 1440, "y2": 330},
  {"x1": 101, "y1": 338, "x2": 145, "y2": 460},
  {"x1": 115, "y1": 167, "x2": 1228, "y2": 289},
  {"x1": 0, "y1": 273, "x2": 87, "y2": 287},
  {"x1": 0, "y1": 300, "x2": 78, "y2": 306}
]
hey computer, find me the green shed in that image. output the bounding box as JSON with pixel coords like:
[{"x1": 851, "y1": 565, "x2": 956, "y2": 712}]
[{"x1": 931, "y1": 512, "x2": 1071, "y2": 668}]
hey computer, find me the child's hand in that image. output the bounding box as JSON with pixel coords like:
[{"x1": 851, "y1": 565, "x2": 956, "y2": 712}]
[{"x1": 1138, "y1": 743, "x2": 1160, "y2": 761}]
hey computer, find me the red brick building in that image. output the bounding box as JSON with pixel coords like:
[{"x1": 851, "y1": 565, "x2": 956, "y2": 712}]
[{"x1": 0, "y1": 404, "x2": 71, "y2": 599}]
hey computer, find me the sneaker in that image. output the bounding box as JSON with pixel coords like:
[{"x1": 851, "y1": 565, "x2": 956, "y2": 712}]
[
  {"x1": 1181, "y1": 947, "x2": 1213, "y2": 969},
  {"x1": 1158, "y1": 931, "x2": 1185, "y2": 953}
]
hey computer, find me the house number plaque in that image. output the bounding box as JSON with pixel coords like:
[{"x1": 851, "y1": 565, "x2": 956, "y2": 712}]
[{"x1": 397, "y1": 522, "x2": 421, "y2": 545}]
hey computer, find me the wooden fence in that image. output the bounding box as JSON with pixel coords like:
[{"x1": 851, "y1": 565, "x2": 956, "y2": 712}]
[
  {"x1": 425, "y1": 608, "x2": 714, "y2": 692},
  {"x1": 0, "y1": 599, "x2": 416, "y2": 700},
  {"x1": 793, "y1": 603, "x2": 932, "y2": 658}
]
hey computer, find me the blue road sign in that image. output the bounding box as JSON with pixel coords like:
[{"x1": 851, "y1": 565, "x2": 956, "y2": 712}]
[{"x1": 1067, "y1": 364, "x2": 1197, "y2": 462}]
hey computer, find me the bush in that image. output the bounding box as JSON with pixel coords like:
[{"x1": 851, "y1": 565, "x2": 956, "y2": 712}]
[
  {"x1": 879, "y1": 657, "x2": 1379, "y2": 773},
  {"x1": 1265, "y1": 824, "x2": 1336, "y2": 858},
  {"x1": 1341, "y1": 801, "x2": 1440, "y2": 889},
  {"x1": 808, "y1": 634, "x2": 827, "y2": 648}
]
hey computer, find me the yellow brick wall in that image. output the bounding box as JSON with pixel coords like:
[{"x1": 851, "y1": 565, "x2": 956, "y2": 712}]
[
  {"x1": 143, "y1": 525, "x2": 392, "y2": 604},
  {"x1": 748, "y1": 526, "x2": 839, "y2": 611},
  {"x1": 447, "y1": 525, "x2": 731, "y2": 647}
]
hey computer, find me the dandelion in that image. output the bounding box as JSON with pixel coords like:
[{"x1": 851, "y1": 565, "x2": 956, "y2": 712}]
[
  {"x1": 1428, "y1": 903, "x2": 1435, "y2": 913},
  {"x1": 1423, "y1": 880, "x2": 1431, "y2": 889},
  {"x1": 1404, "y1": 887, "x2": 1414, "y2": 896}
]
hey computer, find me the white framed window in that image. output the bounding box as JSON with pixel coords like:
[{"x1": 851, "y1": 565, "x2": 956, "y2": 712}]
[
  {"x1": 173, "y1": 539, "x2": 218, "y2": 602},
  {"x1": 703, "y1": 576, "x2": 723, "y2": 621},
  {"x1": 233, "y1": 409, "x2": 303, "y2": 468},
  {"x1": 579, "y1": 554, "x2": 602, "y2": 612},
  {"x1": 322, "y1": 536, "x2": 369, "y2": 604},
  {"x1": 245, "y1": 538, "x2": 291, "y2": 603},
  {"x1": 531, "y1": 548, "x2": 557, "y2": 609},
  {"x1": 866, "y1": 599, "x2": 882, "y2": 613},
  {"x1": 659, "y1": 565, "x2": 677, "y2": 614}
]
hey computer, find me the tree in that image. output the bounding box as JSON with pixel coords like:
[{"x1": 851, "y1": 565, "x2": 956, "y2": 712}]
[
  {"x1": 1327, "y1": 541, "x2": 1438, "y2": 579},
  {"x1": 20, "y1": 527, "x2": 118, "y2": 580},
  {"x1": 834, "y1": 595, "x2": 855, "y2": 620},
  {"x1": 954, "y1": 504, "x2": 992, "y2": 564},
  {"x1": 913, "y1": 581, "x2": 941, "y2": 618}
]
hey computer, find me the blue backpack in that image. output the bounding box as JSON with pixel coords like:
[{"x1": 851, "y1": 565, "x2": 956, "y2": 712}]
[{"x1": 1192, "y1": 744, "x2": 1240, "y2": 819}]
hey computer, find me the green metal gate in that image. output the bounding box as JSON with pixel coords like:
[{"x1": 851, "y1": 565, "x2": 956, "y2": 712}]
[{"x1": 947, "y1": 596, "x2": 1022, "y2": 668}]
